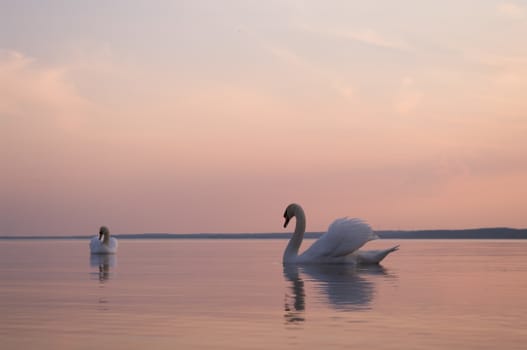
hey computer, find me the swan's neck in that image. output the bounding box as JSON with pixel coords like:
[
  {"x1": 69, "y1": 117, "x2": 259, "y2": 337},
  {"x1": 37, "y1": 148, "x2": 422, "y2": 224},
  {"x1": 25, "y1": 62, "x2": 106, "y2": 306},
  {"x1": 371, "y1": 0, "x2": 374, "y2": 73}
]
[
  {"x1": 283, "y1": 207, "x2": 306, "y2": 262},
  {"x1": 102, "y1": 232, "x2": 110, "y2": 245}
]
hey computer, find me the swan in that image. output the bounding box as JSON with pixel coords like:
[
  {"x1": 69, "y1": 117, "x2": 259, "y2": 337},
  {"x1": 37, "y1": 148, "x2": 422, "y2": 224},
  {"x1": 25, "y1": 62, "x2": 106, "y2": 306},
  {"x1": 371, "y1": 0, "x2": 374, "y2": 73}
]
[
  {"x1": 282, "y1": 203, "x2": 398, "y2": 264},
  {"x1": 90, "y1": 226, "x2": 118, "y2": 254}
]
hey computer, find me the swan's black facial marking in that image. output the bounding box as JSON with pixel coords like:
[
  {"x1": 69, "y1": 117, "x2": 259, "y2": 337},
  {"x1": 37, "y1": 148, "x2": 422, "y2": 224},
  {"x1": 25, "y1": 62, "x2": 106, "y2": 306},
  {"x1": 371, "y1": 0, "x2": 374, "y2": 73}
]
[
  {"x1": 99, "y1": 226, "x2": 108, "y2": 240},
  {"x1": 283, "y1": 210, "x2": 291, "y2": 228}
]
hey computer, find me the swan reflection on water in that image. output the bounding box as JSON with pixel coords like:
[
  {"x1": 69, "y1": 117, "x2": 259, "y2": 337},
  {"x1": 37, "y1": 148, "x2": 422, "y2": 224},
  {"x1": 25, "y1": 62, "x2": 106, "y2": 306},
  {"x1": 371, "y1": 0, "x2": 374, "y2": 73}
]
[
  {"x1": 284, "y1": 265, "x2": 307, "y2": 323},
  {"x1": 283, "y1": 264, "x2": 395, "y2": 323},
  {"x1": 90, "y1": 254, "x2": 116, "y2": 282}
]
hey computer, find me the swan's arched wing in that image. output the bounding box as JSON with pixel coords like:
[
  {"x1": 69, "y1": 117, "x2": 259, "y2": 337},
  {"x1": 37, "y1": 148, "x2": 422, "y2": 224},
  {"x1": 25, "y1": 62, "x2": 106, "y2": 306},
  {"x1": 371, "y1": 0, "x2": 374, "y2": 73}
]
[
  {"x1": 89, "y1": 236, "x2": 100, "y2": 251},
  {"x1": 302, "y1": 218, "x2": 377, "y2": 259}
]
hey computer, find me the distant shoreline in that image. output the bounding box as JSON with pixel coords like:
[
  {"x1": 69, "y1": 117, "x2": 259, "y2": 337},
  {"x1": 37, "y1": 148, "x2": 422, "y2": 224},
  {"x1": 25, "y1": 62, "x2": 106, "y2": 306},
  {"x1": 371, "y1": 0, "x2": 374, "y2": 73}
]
[{"x1": 1, "y1": 227, "x2": 527, "y2": 240}]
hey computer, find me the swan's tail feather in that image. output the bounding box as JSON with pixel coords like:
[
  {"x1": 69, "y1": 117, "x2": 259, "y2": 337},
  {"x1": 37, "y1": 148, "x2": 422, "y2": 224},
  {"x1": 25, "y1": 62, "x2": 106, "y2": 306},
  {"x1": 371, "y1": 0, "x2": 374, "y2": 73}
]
[
  {"x1": 356, "y1": 245, "x2": 399, "y2": 265},
  {"x1": 387, "y1": 245, "x2": 399, "y2": 253}
]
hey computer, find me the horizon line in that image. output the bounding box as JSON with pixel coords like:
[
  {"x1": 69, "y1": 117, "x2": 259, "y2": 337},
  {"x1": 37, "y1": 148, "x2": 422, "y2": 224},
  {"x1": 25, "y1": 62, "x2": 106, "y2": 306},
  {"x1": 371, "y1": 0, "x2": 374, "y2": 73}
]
[{"x1": 1, "y1": 227, "x2": 527, "y2": 240}]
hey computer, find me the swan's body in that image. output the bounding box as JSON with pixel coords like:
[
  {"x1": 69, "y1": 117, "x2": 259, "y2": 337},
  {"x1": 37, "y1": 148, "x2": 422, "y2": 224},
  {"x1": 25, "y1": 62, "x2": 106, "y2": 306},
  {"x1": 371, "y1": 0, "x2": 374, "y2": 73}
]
[
  {"x1": 90, "y1": 226, "x2": 118, "y2": 254},
  {"x1": 282, "y1": 203, "x2": 398, "y2": 264}
]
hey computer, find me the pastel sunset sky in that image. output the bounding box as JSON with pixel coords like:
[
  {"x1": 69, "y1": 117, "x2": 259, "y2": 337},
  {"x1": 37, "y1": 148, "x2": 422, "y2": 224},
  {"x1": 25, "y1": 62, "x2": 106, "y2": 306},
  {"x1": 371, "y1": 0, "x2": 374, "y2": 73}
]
[{"x1": 1, "y1": 1, "x2": 526, "y2": 236}]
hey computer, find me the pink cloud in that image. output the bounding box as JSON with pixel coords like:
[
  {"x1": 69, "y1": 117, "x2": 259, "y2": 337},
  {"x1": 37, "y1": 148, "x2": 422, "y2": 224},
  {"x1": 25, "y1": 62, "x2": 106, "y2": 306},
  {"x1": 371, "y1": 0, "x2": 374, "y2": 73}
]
[
  {"x1": 497, "y1": 2, "x2": 525, "y2": 19},
  {"x1": 0, "y1": 50, "x2": 91, "y2": 131}
]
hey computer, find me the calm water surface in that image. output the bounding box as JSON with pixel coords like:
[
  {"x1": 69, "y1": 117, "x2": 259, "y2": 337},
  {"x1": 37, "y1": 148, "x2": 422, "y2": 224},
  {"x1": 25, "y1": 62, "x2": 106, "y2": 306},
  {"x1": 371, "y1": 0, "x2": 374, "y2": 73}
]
[{"x1": 1, "y1": 239, "x2": 527, "y2": 349}]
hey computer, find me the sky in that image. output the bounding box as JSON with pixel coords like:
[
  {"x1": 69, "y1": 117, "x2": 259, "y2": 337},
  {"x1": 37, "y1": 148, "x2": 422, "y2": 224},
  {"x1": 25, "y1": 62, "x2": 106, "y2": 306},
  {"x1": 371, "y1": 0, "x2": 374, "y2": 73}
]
[{"x1": 1, "y1": 1, "x2": 526, "y2": 236}]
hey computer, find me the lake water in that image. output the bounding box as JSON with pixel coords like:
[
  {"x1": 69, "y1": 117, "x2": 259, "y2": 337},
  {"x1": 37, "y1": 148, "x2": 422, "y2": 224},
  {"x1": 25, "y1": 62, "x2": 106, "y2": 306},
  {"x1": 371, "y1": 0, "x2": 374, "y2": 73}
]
[{"x1": 1, "y1": 239, "x2": 527, "y2": 349}]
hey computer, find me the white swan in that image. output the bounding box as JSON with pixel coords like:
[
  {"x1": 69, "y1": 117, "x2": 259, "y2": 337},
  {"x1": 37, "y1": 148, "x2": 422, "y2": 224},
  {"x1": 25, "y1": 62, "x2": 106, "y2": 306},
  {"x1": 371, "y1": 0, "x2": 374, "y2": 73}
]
[
  {"x1": 90, "y1": 226, "x2": 118, "y2": 254},
  {"x1": 283, "y1": 203, "x2": 398, "y2": 264}
]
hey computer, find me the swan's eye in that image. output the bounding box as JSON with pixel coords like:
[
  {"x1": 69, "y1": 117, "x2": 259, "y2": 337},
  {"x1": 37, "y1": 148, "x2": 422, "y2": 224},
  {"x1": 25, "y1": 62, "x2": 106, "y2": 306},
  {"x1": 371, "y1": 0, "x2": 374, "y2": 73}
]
[{"x1": 283, "y1": 210, "x2": 288, "y2": 218}]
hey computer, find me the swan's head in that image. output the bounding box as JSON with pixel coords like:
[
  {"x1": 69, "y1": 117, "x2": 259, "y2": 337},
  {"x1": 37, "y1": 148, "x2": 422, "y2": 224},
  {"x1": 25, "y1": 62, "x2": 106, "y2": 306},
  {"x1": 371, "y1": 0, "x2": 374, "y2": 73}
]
[
  {"x1": 283, "y1": 203, "x2": 300, "y2": 228},
  {"x1": 99, "y1": 226, "x2": 109, "y2": 240}
]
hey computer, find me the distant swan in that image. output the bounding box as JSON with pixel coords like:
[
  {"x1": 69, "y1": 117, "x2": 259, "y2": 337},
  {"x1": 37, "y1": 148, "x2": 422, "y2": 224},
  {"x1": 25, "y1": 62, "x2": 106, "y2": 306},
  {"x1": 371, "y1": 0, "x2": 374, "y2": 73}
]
[
  {"x1": 90, "y1": 226, "x2": 118, "y2": 254},
  {"x1": 283, "y1": 203, "x2": 398, "y2": 264}
]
